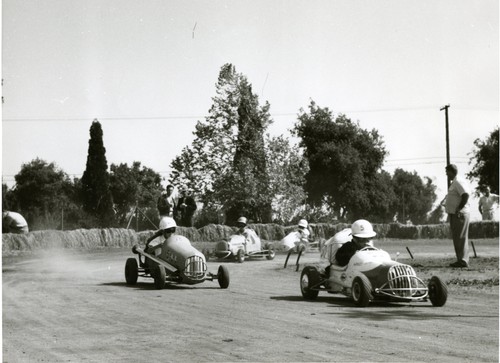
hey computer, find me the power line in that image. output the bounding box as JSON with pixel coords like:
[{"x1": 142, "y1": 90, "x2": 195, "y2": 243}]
[
  {"x1": 3, "y1": 105, "x2": 496, "y2": 123},
  {"x1": 2, "y1": 116, "x2": 205, "y2": 123}
]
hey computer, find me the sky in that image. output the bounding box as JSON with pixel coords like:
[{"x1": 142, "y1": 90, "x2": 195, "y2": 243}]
[{"x1": 2, "y1": 0, "x2": 499, "y2": 221}]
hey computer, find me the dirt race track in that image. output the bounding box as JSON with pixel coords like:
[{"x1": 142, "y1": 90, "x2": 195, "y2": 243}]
[{"x1": 3, "y1": 238, "x2": 499, "y2": 363}]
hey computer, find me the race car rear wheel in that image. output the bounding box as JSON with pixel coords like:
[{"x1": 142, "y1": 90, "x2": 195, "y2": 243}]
[
  {"x1": 153, "y1": 265, "x2": 166, "y2": 290},
  {"x1": 217, "y1": 265, "x2": 230, "y2": 289},
  {"x1": 236, "y1": 249, "x2": 245, "y2": 263},
  {"x1": 351, "y1": 275, "x2": 372, "y2": 307},
  {"x1": 428, "y1": 276, "x2": 448, "y2": 307},
  {"x1": 125, "y1": 258, "x2": 138, "y2": 285},
  {"x1": 300, "y1": 266, "x2": 320, "y2": 300}
]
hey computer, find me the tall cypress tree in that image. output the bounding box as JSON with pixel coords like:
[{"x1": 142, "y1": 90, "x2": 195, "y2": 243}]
[
  {"x1": 224, "y1": 81, "x2": 273, "y2": 223},
  {"x1": 81, "y1": 119, "x2": 115, "y2": 226}
]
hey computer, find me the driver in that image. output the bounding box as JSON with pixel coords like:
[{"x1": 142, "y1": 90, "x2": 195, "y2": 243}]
[
  {"x1": 236, "y1": 216, "x2": 260, "y2": 252},
  {"x1": 145, "y1": 216, "x2": 177, "y2": 254},
  {"x1": 335, "y1": 219, "x2": 377, "y2": 266}
]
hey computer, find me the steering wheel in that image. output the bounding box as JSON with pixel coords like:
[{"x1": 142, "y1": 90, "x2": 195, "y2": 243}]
[{"x1": 360, "y1": 246, "x2": 378, "y2": 251}]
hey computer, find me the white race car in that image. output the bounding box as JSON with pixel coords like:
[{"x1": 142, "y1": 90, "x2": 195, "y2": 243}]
[
  {"x1": 125, "y1": 235, "x2": 230, "y2": 290},
  {"x1": 299, "y1": 230, "x2": 448, "y2": 307},
  {"x1": 210, "y1": 234, "x2": 276, "y2": 263}
]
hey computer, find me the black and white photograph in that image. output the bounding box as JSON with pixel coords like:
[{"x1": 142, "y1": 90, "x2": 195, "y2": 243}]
[{"x1": 2, "y1": 1, "x2": 498, "y2": 362}]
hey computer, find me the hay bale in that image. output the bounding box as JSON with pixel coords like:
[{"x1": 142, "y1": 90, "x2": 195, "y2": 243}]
[
  {"x1": 2, "y1": 228, "x2": 141, "y2": 253},
  {"x1": 386, "y1": 224, "x2": 420, "y2": 239},
  {"x1": 469, "y1": 221, "x2": 499, "y2": 239},
  {"x1": 419, "y1": 224, "x2": 449, "y2": 239},
  {"x1": 198, "y1": 224, "x2": 236, "y2": 242},
  {"x1": 175, "y1": 227, "x2": 202, "y2": 241},
  {"x1": 249, "y1": 223, "x2": 286, "y2": 241}
]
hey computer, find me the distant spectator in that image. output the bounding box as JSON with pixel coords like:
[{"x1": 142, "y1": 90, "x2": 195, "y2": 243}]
[
  {"x1": 392, "y1": 212, "x2": 399, "y2": 223},
  {"x1": 2, "y1": 211, "x2": 29, "y2": 234},
  {"x1": 157, "y1": 184, "x2": 176, "y2": 218},
  {"x1": 478, "y1": 186, "x2": 499, "y2": 221},
  {"x1": 444, "y1": 164, "x2": 470, "y2": 268},
  {"x1": 177, "y1": 188, "x2": 197, "y2": 227}
]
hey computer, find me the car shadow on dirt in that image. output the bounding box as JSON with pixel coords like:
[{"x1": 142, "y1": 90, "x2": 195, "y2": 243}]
[
  {"x1": 271, "y1": 295, "x2": 354, "y2": 307},
  {"x1": 325, "y1": 308, "x2": 499, "y2": 321},
  {"x1": 100, "y1": 282, "x2": 224, "y2": 290},
  {"x1": 269, "y1": 295, "x2": 498, "y2": 319}
]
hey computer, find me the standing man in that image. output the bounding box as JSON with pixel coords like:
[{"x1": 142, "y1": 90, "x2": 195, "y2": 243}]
[
  {"x1": 177, "y1": 188, "x2": 197, "y2": 227},
  {"x1": 157, "y1": 185, "x2": 176, "y2": 218},
  {"x1": 444, "y1": 164, "x2": 470, "y2": 268},
  {"x1": 478, "y1": 186, "x2": 499, "y2": 221}
]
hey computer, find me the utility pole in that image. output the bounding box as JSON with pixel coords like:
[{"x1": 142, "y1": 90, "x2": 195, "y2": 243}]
[{"x1": 440, "y1": 104, "x2": 451, "y2": 188}]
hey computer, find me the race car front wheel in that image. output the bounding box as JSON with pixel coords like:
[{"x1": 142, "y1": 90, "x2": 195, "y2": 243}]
[
  {"x1": 428, "y1": 276, "x2": 448, "y2": 307},
  {"x1": 236, "y1": 249, "x2": 245, "y2": 263},
  {"x1": 300, "y1": 266, "x2": 320, "y2": 300},
  {"x1": 217, "y1": 265, "x2": 230, "y2": 289},
  {"x1": 153, "y1": 265, "x2": 166, "y2": 290},
  {"x1": 351, "y1": 275, "x2": 372, "y2": 307},
  {"x1": 266, "y1": 245, "x2": 276, "y2": 260},
  {"x1": 125, "y1": 258, "x2": 138, "y2": 285}
]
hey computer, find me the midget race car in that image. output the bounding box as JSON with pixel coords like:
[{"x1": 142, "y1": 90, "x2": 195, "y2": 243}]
[
  {"x1": 300, "y1": 231, "x2": 448, "y2": 307},
  {"x1": 209, "y1": 234, "x2": 276, "y2": 263},
  {"x1": 124, "y1": 235, "x2": 230, "y2": 290},
  {"x1": 279, "y1": 230, "x2": 322, "y2": 269}
]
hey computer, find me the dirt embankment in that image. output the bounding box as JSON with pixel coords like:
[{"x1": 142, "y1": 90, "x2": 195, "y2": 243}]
[{"x1": 2, "y1": 221, "x2": 498, "y2": 255}]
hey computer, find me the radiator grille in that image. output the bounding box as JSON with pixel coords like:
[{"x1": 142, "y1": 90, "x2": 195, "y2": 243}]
[
  {"x1": 184, "y1": 256, "x2": 207, "y2": 278},
  {"x1": 388, "y1": 265, "x2": 418, "y2": 297}
]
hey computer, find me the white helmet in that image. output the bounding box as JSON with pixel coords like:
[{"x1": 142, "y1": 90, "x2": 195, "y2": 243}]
[
  {"x1": 351, "y1": 219, "x2": 376, "y2": 238},
  {"x1": 237, "y1": 216, "x2": 247, "y2": 225},
  {"x1": 159, "y1": 217, "x2": 176, "y2": 230},
  {"x1": 298, "y1": 219, "x2": 308, "y2": 228}
]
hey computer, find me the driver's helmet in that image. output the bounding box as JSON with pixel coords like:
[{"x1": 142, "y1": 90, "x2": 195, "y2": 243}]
[
  {"x1": 351, "y1": 219, "x2": 376, "y2": 238},
  {"x1": 237, "y1": 216, "x2": 247, "y2": 226},
  {"x1": 159, "y1": 217, "x2": 177, "y2": 231},
  {"x1": 298, "y1": 219, "x2": 308, "y2": 229}
]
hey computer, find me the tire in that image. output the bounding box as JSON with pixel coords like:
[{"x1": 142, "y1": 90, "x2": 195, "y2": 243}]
[
  {"x1": 428, "y1": 276, "x2": 448, "y2": 307},
  {"x1": 217, "y1": 265, "x2": 230, "y2": 289},
  {"x1": 351, "y1": 275, "x2": 372, "y2": 307},
  {"x1": 300, "y1": 266, "x2": 320, "y2": 300},
  {"x1": 236, "y1": 249, "x2": 245, "y2": 263},
  {"x1": 153, "y1": 265, "x2": 166, "y2": 290},
  {"x1": 125, "y1": 258, "x2": 138, "y2": 285},
  {"x1": 266, "y1": 246, "x2": 276, "y2": 260}
]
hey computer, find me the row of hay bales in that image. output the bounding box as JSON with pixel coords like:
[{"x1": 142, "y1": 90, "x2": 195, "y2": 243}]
[{"x1": 2, "y1": 221, "x2": 498, "y2": 253}]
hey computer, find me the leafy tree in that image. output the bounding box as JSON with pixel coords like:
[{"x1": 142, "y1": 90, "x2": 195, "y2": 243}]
[
  {"x1": 363, "y1": 170, "x2": 398, "y2": 223},
  {"x1": 212, "y1": 81, "x2": 273, "y2": 224},
  {"x1": 391, "y1": 168, "x2": 437, "y2": 224},
  {"x1": 6, "y1": 158, "x2": 77, "y2": 228},
  {"x1": 2, "y1": 183, "x2": 17, "y2": 211},
  {"x1": 170, "y1": 64, "x2": 277, "y2": 225},
  {"x1": 109, "y1": 161, "x2": 163, "y2": 228},
  {"x1": 294, "y1": 101, "x2": 387, "y2": 221},
  {"x1": 80, "y1": 119, "x2": 115, "y2": 226},
  {"x1": 467, "y1": 127, "x2": 499, "y2": 195},
  {"x1": 170, "y1": 64, "x2": 243, "y2": 202},
  {"x1": 265, "y1": 135, "x2": 309, "y2": 223}
]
